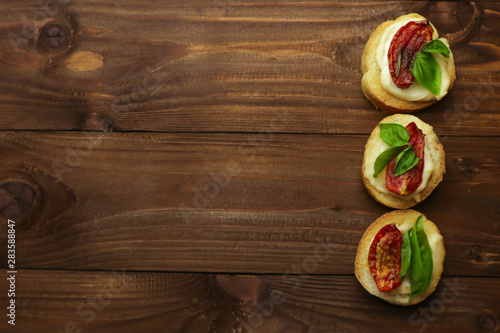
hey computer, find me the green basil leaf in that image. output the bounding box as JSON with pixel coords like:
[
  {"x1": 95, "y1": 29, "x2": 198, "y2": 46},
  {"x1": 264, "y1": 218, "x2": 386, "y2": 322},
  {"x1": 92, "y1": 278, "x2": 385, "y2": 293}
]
[
  {"x1": 379, "y1": 123, "x2": 410, "y2": 147},
  {"x1": 415, "y1": 215, "x2": 433, "y2": 296},
  {"x1": 393, "y1": 147, "x2": 420, "y2": 177},
  {"x1": 409, "y1": 216, "x2": 434, "y2": 302},
  {"x1": 373, "y1": 146, "x2": 406, "y2": 178},
  {"x1": 394, "y1": 146, "x2": 412, "y2": 174},
  {"x1": 422, "y1": 39, "x2": 450, "y2": 58},
  {"x1": 400, "y1": 229, "x2": 412, "y2": 281},
  {"x1": 409, "y1": 225, "x2": 424, "y2": 303},
  {"x1": 412, "y1": 51, "x2": 441, "y2": 96}
]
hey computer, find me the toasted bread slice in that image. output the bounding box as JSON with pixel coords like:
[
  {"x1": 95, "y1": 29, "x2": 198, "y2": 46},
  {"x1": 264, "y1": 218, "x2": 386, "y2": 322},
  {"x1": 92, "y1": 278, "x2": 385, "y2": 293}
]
[
  {"x1": 355, "y1": 210, "x2": 446, "y2": 306},
  {"x1": 361, "y1": 13, "x2": 456, "y2": 113},
  {"x1": 362, "y1": 114, "x2": 445, "y2": 209}
]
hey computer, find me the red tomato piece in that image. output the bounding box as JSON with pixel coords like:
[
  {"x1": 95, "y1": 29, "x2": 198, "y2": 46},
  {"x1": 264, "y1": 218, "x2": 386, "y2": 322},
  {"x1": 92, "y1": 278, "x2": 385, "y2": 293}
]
[
  {"x1": 385, "y1": 122, "x2": 425, "y2": 196},
  {"x1": 388, "y1": 21, "x2": 434, "y2": 88},
  {"x1": 368, "y1": 223, "x2": 403, "y2": 292}
]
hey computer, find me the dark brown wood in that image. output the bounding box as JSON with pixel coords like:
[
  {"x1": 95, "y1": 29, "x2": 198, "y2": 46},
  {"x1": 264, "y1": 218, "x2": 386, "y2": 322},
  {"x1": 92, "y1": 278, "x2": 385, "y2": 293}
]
[
  {"x1": 0, "y1": 1, "x2": 498, "y2": 135},
  {"x1": 0, "y1": 270, "x2": 498, "y2": 333},
  {"x1": 1, "y1": 1, "x2": 499, "y2": 332},
  {"x1": 1, "y1": 132, "x2": 499, "y2": 275}
]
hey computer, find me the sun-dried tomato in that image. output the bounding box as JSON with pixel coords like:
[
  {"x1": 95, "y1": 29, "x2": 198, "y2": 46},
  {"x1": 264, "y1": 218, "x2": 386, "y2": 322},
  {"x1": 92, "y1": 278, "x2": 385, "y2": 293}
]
[
  {"x1": 385, "y1": 122, "x2": 425, "y2": 195},
  {"x1": 388, "y1": 21, "x2": 434, "y2": 88},
  {"x1": 368, "y1": 223, "x2": 403, "y2": 292}
]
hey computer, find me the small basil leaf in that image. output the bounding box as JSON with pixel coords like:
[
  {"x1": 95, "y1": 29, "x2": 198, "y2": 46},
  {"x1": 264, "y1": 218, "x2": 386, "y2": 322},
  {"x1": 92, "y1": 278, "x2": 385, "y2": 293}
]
[
  {"x1": 393, "y1": 147, "x2": 420, "y2": 177},
  {"x1": 394, "y1": 147, "x2": 412, "y2": 173},
  {"x1": 400, "y1": 229, "x2": 412, "y2": 282},
  {"x1": 409, "y1": 225, "x2": 424, "y2": 302},
  {"x1": 373, "y1": 146, "x2": 406, "y2": 178},
  {"x1": 412, "y1": 51, "x2": 441, "y2": 96},
  {"x1": 379, "y1": 123, "x2": 410, "y2": 147},
  {"x1": 422, "y1": 39, "x2": 450, "y2": 58},
  {"x1": 414, "y1": 215, "x2": 433, "y2": 297}
]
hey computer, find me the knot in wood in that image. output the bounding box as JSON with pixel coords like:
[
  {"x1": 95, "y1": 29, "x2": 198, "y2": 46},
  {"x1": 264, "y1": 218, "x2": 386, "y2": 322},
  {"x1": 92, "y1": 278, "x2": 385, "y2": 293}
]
[
  {"x1": 477, "y1": 309, "x2": 499, "y2": 332},
  {"x1": 38, "y1": 22, "x2": 70, "y2": 51},
  {"x1": 424, "y1": 1, "x2": 483, "y2": 46},
  {"x1": 84, "y1": 114, "x2": 112, "y2": 132},
  {"x1": 455, "y1": 158, "x2": 480, "y2": 175},
  {"x1": 469, "y1": 246, "x2": 485, "y2": 263},
  {"x1": 0, "y1": 181, "x2": 36, "y2": 218},
  {"x1": 214, "y1": 275, "x2": 262, "y2": 306}
]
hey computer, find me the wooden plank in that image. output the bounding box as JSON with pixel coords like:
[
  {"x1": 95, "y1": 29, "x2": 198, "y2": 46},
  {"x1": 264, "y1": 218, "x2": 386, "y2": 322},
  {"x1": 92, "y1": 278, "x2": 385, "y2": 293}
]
[
  {"x1": 0, "y1": 269, "x2": 499, "y2": 333},
  {"x1": 0, "y1": 1, "x2": 498, "y2": 134},
  {"x1": 1, "y1": 132, "x2": 499, "y2": 274}
]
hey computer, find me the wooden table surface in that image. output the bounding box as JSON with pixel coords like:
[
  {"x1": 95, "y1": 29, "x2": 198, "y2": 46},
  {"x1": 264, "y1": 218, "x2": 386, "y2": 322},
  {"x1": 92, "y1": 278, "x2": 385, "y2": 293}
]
[{"x1": 0, "y1": 1, "x2": 499, "y2": 332}]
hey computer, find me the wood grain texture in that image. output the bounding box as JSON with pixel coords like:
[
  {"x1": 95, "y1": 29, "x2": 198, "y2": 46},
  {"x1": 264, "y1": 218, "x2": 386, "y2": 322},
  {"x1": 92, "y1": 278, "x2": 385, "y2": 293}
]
[
  {"x1": 0, "y1": 1, "x2": 498, "y2": 134},
  {"x1": 1, "y1": 132, "x2": 499, "y2": 274},
  {"x1": 0, "y1": 270, "x2": 498, "y2": 333},
  {"x1": 1, "y1": 2, "x2": 499, "y2": 332}
]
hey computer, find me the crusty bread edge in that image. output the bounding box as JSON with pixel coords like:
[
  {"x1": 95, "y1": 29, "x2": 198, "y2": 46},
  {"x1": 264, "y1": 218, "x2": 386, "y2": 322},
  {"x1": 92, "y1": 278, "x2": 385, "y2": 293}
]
[
  {"x1": 361, "y1": 114, "x2": 446, "y2": 209},
  {"x1": 354, "y1": 209, "x2": 446, "y2": 306},
  {"x1": 361, "y1": 13, "x2": 456, "y2": 114}
]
